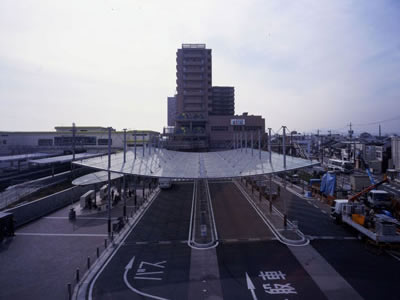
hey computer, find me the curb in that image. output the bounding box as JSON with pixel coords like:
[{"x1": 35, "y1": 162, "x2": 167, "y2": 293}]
[
  {"x1": 73, "y1": 188, "x2": 160, "y2": 300},
  {"x1": 234, "y1": 180, "x2": 309, "y2": 247}
]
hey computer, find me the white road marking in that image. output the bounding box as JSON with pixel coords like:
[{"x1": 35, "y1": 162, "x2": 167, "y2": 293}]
[
  {"x1": 321, "y1": 210, "x2": 327, "y2": 214},
  {"x1": 313, "y1": 204, "x2": 319, "y2": 209},
  {"x1": 16, "y1": 232, "x2": 108, "y2": 237},
  {"x1": 134, "y1": 276, "x2": 162, "y2": 281},
  {"x1": 158, "y1": 241, "x2": 171, "y2": 245},
  {"x1": 44, "y1": 216, "x2": 117, "y2": 220},
  {"x1": 246, "y1": 272, "x2": 258, "y2": 300},
  {"x1": 386, "y1": 250, "x2": 400, "y2": 262},
  {"x1": 124, "y1": 256, "x2": 169, "y2": 300}
]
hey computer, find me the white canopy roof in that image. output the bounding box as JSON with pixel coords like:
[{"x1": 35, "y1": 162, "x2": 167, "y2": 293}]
[
  {"x1": 72, "y1": 148, "x2": 319, "y2": 179},
  {"x1": 72, "y1": 171, "x2": 124, "y2": 186},
  {"x1": 29, "y1": 153, "x2": 104, "y2": 165}
]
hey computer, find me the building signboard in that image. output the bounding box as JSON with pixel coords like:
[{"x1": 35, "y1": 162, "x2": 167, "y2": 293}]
[{"x1": 230, "y1": 119, "x2": 245, "y2": 126}]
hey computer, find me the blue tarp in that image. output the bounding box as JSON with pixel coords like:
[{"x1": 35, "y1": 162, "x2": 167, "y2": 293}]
[{"x1": 320, "y1": 172, "x2": 336, "y2": 196}]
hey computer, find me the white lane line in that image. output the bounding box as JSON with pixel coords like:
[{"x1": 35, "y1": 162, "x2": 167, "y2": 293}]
[
  {"x1": 248, "y1": 238, "x2": 261, "y2": 242},
  {"x1": 386, "y1": 251, "x2": 400, "y2": 262},
  {"x1": 313, "y1": 204, "x2": 319, "y2": 209},
  {"x1": 135, "y1": 241, "x2": 148, "y2": 245},
  {"x1": 343, "y1": 237, "x2": 357, "y2": 240},
  {"x1": 307, "y1": 201, "x2": 312, "y2": 205},
  {"x1": 88, "y1": 190, "x2": 161, "y2": 300},
  {"x1": 44, "y1": 216, "x2": 118, "y2": 220},
  {"x1": 321, "y1": 210, "x2": 327, "y2": 214},
  {"x1": 134, "y1": 276, "x2": 162, "y2": 281},
  {"x1": 158, "y1": 241, "x2": 171, "y2": 245},
  {"x1": 16, "y1": 232, "x2": 108, "y2": 237}
]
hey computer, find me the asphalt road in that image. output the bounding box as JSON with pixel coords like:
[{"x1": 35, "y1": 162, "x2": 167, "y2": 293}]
[
  {"x1": 275, "y1": 183, "x2": 352, "y2": 237},
  {"x1": 217, "y1": 241, "x2": 327, "y2": 300},
  {"x1": 90, "y1": 183, "x2": 193, "y2": 300},
  {"x1": 210, "y1": 182, "x2": 326, "y2": 300},
  {"x1": 312, "y1": 240, "x2": 400, "y2": 300},
  {"x1": 209, "y1": 182, "x2": 275, "y2": 241}
]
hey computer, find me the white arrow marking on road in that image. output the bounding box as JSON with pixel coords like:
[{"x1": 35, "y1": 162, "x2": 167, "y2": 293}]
[
  {"x1": 246, "y1": 272, "x2": 258, "y2": 300},
  {"x1": 123, "y1": 256, "x2": 170, "y2": 300}
]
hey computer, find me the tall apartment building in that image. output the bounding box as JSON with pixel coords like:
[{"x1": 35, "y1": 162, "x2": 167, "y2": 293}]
[
  {"x1": 171, "y1": 44, "x2": 212, "y2": 150},
  {"x1": 166, "y1": 43, "x2": 265, "y2": 151},
  {"x1": 176, "y1": 44, "x2": 212, "y2": 117},
  {"x1": 210, "y1": 86, "x2": 234, "y2": 116},
  {"x1": 167, "y1": 96, "x2": 177, "y2": 126}
]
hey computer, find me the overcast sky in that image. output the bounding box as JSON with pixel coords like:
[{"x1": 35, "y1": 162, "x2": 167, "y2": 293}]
[{"x1": 1, "y1": 0, "x2": 399, "y2": 135}]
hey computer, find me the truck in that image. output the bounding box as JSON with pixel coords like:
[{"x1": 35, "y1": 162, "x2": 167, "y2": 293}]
[
  {"x1": 366, "y1": 190, "x2": 392, "y2": 208},
  {"x1": 331, "y1": 200, "x2": 400, "y2": 243},
  {"x1": 331, "y1": 175, "x2": 400, "y2": 244}
]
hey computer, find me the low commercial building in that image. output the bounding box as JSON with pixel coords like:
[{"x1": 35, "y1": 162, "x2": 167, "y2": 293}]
[
  {"x1": 0, "y1": 126, "x2": 159, "y2": 155},
  {"x1": 392, "y1": 136, "x2": 400, "y2": 170},
  {"x1": 208, "y1": 113, "x2": 265, "y2": 149}
]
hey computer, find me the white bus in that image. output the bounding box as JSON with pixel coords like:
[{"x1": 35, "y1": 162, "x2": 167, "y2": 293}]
[{"x1": 327, "y1": 159, "x2": 354, "y2": 174}]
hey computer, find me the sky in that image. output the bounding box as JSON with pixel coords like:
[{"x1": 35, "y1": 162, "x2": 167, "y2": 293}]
[{"x1": 1, "y1": 0, "x2": 399, "y2": 135}]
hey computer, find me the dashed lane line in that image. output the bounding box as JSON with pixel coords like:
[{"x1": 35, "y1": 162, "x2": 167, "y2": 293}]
[
  {"x1": 16, "y1": 232, "x2": 108, "y2": 237},
  {"x1": 44, "y1": 216, "x2": 118, "y2": 220}
]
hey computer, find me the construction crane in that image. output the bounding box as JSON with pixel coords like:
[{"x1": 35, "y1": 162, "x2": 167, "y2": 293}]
[
  {"x1": 358, "y1": 154, "x2": 375, "y2": 185},
  {"x1": 348, "y1": 175, "x2": 388, "y2": 202}
]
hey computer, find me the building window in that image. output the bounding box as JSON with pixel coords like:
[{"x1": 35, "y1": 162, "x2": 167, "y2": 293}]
[
  {"x1": 211, "y1": 126, "x2": 229, "y2": 131},
  {"x1": 38, "y1": 139, "x2": 53, "y2": 146},
  {"x1": 98, "y1": 139, "x2": 112, "y2": 146},
  {"x1": 245, "y1": 126, "x2": 262, "y2": 131},
  {"x1": 54, "y1": 136, "x2": 97, "y2": 146}
]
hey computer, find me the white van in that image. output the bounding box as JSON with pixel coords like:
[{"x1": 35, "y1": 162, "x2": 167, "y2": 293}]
[{"x1": 159, "y1": 178, "x2": 172, "y2": 189}]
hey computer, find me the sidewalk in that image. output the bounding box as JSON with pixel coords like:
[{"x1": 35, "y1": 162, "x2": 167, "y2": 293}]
[{"x1": 0, "y1": 184, "x2": 155, "y2": 300}]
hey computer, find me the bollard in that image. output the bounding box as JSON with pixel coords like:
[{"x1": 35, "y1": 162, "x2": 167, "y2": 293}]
[
  {"x1": 97, "y1": 247, "x2": 100, "y2": 258},
  {"x1": 76, "y1": 268, "x2": 80, "y2": 282},
  {"x1": 87, "y1": 256, "x2": 91, "y2": 269},
  {"x1": 104, "y1": 239, "x2": 108, "y2": 249},
  {"x1": 67, "y1": 283, "x2": 72, "y2": 300},
  {"x1": 283, "y1": 213, "x2": 287, "y2": 227}
]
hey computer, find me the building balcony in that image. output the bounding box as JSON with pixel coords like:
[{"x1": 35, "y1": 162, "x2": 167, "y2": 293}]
[
  {"x1": 183, "y1": 60, "x2": 204, "y2": 66},
  {"x1": 183, "y1": 53, "x2": 204, "y2": 58},
  {"x1": 175, "y1": 113, "x2": 207, "y2": 121},
  {"x1": 184, "y1": 83, "x2": 203, "y2": 88},
  {"x1": 184, "y1": 90, "x2": 204, "y2": 96},
  {"x1": 183, "y1": 75, "x2": 203, "y2": 80}
]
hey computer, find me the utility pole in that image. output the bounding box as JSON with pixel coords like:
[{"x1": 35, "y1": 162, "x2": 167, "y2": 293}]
[
  {"x1": 268, "y1": 128, "x2": 272, "y2": 162},
  {"x1": 258, "y1": 130, "x2": 261, "y2": 159},
  {"x1": 123, "y1": 128, "x2": 127, "y2": 164},
  {"x1": 245, "y1": 131, "x2": 248, "y2": 154},
  {"x1": 134, "y1": 131, "x2": 137, "y2": 160},
  {"x1": 283, "y1": 126, "x2": 287, "y2": 169},
  {"x1": 72, "y1": 122, "x2": 76, "y2": 161},
  {"x1": 107, "y1": 127, "x2": 112, "y2": 235},
  {"x1": 251, "y1": 131, "x2": 253, "y2": 156}
]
